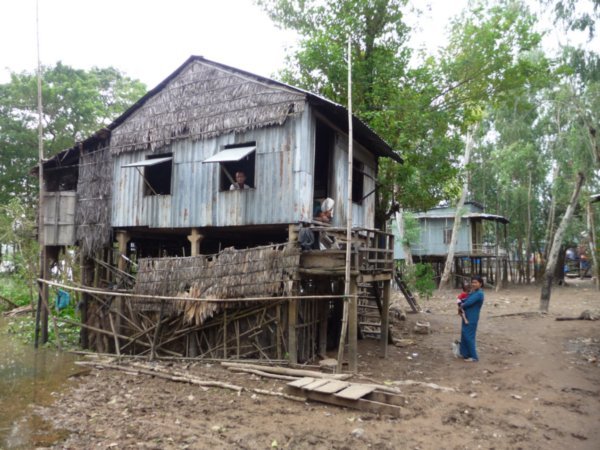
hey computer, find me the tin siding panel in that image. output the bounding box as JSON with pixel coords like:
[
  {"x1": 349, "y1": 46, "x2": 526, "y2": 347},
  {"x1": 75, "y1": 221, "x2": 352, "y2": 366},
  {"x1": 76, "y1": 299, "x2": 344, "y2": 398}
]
[
  {"x1": 112, "y1": 112, "x2": 309, "y2": 228},
  {"x1": 416, "y1": 218, "x2": 471, "y2": 255},
  {"x1": 330, "y1": 133, "x2": 375, "y2": 228}
]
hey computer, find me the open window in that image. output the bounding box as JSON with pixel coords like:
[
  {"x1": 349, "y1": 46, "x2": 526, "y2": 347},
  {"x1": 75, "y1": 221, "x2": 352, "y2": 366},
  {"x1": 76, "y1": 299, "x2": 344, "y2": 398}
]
[
  {"x1": 443, "y1": 228, "x2": 453, "y2": 244},
  {"x1": 203, "y1": 142, "x2": 256, "y2": 191},
  {"x1": 352, "y1": 159, "x2": 364, "y2": 204},
  {"x1": 314, "y1": 122, "x2": 333, "y2": 199},
  {"x1": 122, "y1": 153, "x2": 173, "y2": 196}
]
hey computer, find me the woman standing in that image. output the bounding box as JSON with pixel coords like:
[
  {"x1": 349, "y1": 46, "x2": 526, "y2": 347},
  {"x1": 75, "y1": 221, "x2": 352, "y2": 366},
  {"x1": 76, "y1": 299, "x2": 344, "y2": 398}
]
[{"x1": 459, "y1": 275, "x2": 485, "y2": 362}]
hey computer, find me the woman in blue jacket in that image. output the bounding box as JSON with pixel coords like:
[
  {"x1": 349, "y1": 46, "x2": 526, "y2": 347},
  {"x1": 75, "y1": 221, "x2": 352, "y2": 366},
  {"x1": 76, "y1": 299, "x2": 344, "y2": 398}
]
[{"x1": 459, "y1": 275, "x2": 485, "y2": 362}]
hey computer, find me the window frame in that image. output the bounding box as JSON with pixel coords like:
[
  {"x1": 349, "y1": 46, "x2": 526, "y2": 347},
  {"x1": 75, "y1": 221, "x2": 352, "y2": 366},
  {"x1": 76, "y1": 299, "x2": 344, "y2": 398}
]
[
  {"x1": 352, "y1": 158, "x2": 365, "y2": 204},
  {"x1": 203, "y1": 142, "x2": 257, "y2": 192}
]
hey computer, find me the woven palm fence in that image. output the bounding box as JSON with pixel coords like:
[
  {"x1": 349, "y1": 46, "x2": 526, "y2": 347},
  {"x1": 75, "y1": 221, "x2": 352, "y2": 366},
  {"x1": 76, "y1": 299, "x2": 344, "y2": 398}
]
[
  {"x1": 75, "y1": 143, "x2": 113, "y2": 257},
  {"x1": 132, "y1": 244, "x2": 301, "y2": 325},
  {"x1": 110, "y1": 59, "x2": 306, "y2": 155}
]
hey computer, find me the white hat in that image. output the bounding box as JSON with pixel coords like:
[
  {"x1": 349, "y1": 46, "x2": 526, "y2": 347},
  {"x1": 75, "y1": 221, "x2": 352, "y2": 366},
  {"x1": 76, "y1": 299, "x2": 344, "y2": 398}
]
[{"x1": 321, "y1": 198, "x2": 334, "y2": 216}]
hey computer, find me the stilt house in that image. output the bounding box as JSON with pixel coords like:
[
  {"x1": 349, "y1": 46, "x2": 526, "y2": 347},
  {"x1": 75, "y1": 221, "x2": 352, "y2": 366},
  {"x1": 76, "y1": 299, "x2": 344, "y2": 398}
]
[
  {"x1": 40, "y1": 56, "x2": 402, "y2": 368},
  {"x1": 394, "y1": 202, "x2": 509, "y2": 286}
]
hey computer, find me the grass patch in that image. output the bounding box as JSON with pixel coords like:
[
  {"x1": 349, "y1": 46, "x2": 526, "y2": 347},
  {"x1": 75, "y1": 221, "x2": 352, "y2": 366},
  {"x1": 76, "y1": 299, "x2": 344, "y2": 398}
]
[
  {"x1": 1, "y1": 273, "x2": 81, "y2": 349},
  {"x1": 0, "y1": 274, "x2": 35, "y2": 309}
]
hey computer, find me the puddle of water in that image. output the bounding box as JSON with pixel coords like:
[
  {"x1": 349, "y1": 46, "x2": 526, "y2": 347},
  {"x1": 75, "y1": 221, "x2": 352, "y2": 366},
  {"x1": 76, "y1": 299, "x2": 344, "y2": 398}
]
[{"x1": 0, "y1": 317, "x2": 80, "y2": 449}]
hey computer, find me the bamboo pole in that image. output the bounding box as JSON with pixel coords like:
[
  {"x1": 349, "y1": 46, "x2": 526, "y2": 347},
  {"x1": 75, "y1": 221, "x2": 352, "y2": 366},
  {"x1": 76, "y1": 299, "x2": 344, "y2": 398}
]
[
  {"x1": 38, "y1": 279, "x2": 346, "y2": 303},
  {"x1": 108, "y1": 312, "x2": 121, "y2": 357},
  {"x1": 34, "y1": 0, "x2": 46, "y2": 348},
  {"x1": 221, "y1": 362, "x2": 352, "y2": 380},
  {"x1": 337, "y1": 34, "x2": 354, "y2": 373}
]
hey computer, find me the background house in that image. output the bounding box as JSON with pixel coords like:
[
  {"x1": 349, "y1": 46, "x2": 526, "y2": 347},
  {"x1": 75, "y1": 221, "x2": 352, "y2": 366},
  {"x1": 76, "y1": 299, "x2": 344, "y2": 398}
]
[{"x1": 394, "y1": 202, "x2": 509, "y2": 286}]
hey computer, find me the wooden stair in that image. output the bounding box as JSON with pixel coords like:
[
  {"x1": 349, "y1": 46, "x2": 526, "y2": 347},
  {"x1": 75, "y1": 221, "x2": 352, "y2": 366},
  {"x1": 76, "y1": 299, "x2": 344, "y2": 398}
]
[
  {"x1": 357, "y1": 282, "x2": 382, "y2": 339},
  {"x1": 357, "y1": 282, "x2": 393, "y2": 343},
  {"x1": 394, "y1": 272, "x2": 420, "y2": 313}
]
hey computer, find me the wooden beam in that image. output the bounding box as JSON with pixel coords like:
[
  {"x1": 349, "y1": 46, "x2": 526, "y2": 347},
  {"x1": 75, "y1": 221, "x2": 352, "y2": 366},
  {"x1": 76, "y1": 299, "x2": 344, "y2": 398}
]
[{"x1": 358, "y1": 273, "x2": 393, "y2": 283}]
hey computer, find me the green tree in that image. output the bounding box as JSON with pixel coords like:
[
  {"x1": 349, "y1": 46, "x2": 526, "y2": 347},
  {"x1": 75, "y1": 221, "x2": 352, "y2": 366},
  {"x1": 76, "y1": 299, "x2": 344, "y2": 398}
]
[
  {"x1": 0, "y1": 62, "x2": 146, "y2": 204},
  {"x1": 437, "y1": 0, "x2": 552, "y2": 288},
  {"x1": 258, "y1": 0, "x2": 464, "y2": 216}
]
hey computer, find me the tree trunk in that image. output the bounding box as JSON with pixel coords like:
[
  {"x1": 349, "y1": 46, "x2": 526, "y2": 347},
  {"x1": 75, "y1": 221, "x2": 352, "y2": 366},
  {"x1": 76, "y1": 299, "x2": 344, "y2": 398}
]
[
  {"x1": 543, "y1": 165, "x2": 559, "y2": 262},
  {"x1": 395, "y1": 210, "x2": 413, "y2": 266},
  {"x1": 439, "y1": 126, "x2": 477, "y2": 290},
  {"x1": 525, "y1": 170, "x2": 532, "y2": 284},
  {"x1": 517, "y1": 239, "x2": 524, "y2": 283},
  {"x1": 587, "y1": 200, "x2": 599, "y2": 290},
  {"x1": 540, "y1": 172, "x2": 585, "y2": 312}
]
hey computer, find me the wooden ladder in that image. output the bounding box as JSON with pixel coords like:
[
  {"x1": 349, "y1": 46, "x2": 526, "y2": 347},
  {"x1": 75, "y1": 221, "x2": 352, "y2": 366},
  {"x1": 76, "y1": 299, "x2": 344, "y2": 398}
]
[
  {"x1": 394, "y1": 271, "x2": 420, "y2": 313},
  {"x1": 357, "y1": 282, "x2": 393, "y2": 343}
]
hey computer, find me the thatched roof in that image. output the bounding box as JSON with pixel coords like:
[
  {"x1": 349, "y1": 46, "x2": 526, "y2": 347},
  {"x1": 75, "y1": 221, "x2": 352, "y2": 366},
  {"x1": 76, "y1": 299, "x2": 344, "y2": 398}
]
[
  {"x1": 108, "y1": 56, "x2": 400, "y2": 161},
  {"x1": 42, "y1": 56, "x2": 401, "y2": 171},
  {"x1": 133, "y1": 244, "x2": 300, "y2": 325},
  {"x1": 110, "y1": 59, "x2": 307, "y2": 155}
]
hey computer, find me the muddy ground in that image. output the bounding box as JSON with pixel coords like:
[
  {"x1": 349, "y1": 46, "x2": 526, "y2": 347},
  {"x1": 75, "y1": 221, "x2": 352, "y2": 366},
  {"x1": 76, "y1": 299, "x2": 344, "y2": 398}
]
[{"x1": 34, "y1": 280, "x2": 599, "y2": 449}]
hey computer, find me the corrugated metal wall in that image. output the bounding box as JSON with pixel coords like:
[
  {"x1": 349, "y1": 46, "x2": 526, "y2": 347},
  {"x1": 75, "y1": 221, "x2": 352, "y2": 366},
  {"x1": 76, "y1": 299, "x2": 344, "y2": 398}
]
[
  {"x1": 331, "y1": 133, "x2": 376, "y2": 229},
  {"x1": 111, "y1": 105, "x2": 377, "y2": 230},
  {"x1": 415, "y1": 218, "x2": 472, "y2": 256},
  {"x1": 112, "y1": 109, "x2": 315, "y2": 228}
]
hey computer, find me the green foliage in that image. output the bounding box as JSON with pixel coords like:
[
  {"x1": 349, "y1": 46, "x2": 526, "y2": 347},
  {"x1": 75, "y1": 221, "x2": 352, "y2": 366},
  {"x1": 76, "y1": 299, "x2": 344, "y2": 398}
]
[
  {"x1": 0, "y1": 275, "x2": 31, "y2": 308},
  {"x1": 0, "y1": 197, "x2": 39, "y2": 304},
  {"x1": 258, "y1": 0, "x2": 465, "y2": 215},
  {"x1": 5, "y1": 309, "x2": 81, "y2": 349},
  {"x1": 0, "y1": 62, "x2": 146, "y2": 205},
  {"x1": 398, "y1": 262, "x2": 436, "y2": 299}
]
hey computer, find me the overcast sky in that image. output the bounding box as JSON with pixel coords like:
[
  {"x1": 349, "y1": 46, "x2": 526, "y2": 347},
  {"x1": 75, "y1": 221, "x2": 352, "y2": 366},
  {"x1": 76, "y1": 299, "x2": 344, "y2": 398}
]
[
  {"x1": 0, "y1": 1, "x2": 594, "y2": 89},
  {"x1": 0, "y1": 0, "x2": 467, "y2": 88}
]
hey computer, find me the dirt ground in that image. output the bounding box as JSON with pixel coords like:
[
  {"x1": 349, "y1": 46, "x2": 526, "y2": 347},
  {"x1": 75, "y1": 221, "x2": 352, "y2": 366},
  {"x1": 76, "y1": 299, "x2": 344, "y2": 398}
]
[{"x1": 34, "y1": 280, "x2": 599, "y2": 450}]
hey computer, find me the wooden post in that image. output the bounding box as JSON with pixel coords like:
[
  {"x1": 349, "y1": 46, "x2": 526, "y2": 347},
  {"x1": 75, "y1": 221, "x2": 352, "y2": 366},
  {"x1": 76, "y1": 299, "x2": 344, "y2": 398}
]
[
  {"x1": 40, "y1": 246, "x2": 60, "y2": 346},
  {"x1": 40, "y1": 246, "x2": 50, "y2": 343},
  {"x1": 348, "y1": 276, "x2": 358, "y2": 372},
  {"x1": 223, "y1": 309, "x2": 227, "y2": 359},
  {"x1": 318, "y1": 298, "x2": 329, "y2": 356},
  {"x1": 150, "y1": 300, "x2": 166, "y2": 361},
  {"x1": 288, "y1": 299, "x2": 298, "y2": 364},
  {"x1": 288, "y1": 224, "x2": 298, "y2": 247},
  {"x1": 115, "y1": 231, "x2": 130, "y2": 341},
  {"x1": 80, "y1": 254, "x2": 94, "y2": 349},
  {"x1": 276, "y1": 303, "x2": 282, "y2": 360},
  {"x1": 380, "y1": 279, "x2": 390, "y2": 358},
  {"x1": 187, "y1": 228, "x2": 204, "y2": 256},
  {"x1": 116, "y1": 231, "x2": 130, "y2": 272}
]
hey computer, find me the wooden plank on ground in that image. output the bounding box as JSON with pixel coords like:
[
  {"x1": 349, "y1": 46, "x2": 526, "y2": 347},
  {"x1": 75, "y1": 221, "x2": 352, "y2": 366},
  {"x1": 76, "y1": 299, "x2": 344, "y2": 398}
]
[
  {"x1": 287, "y1": 377, "x2": 315, "y2": 388},
  {"x1": 334, "y1": 384, "x2": 376, "y2": 400},
  {"x1": 365, "y1": 391, "x2": 406, "y2": 407},
  {"x1": 302, "y1": 378, "x2": 331, "y2": 391},
  {"x1": 312, "y1": 380, "x2": 350, "y2": 394},
  {"x1": 286, "y1": 386, "x2": 402, "y2": 417}
]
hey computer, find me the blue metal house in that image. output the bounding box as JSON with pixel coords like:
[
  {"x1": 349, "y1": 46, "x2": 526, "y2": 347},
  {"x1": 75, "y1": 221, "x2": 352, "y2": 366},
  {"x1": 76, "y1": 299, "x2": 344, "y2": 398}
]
[{"x1": 394, "y1": 202, "x2": 509, "y2": 285}]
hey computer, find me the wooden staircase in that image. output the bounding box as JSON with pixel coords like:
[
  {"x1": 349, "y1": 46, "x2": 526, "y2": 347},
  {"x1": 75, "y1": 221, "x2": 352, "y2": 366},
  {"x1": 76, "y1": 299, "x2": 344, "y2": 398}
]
[{"x1": 357, "y1": 282, "x2": 383, "y2": 339}]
